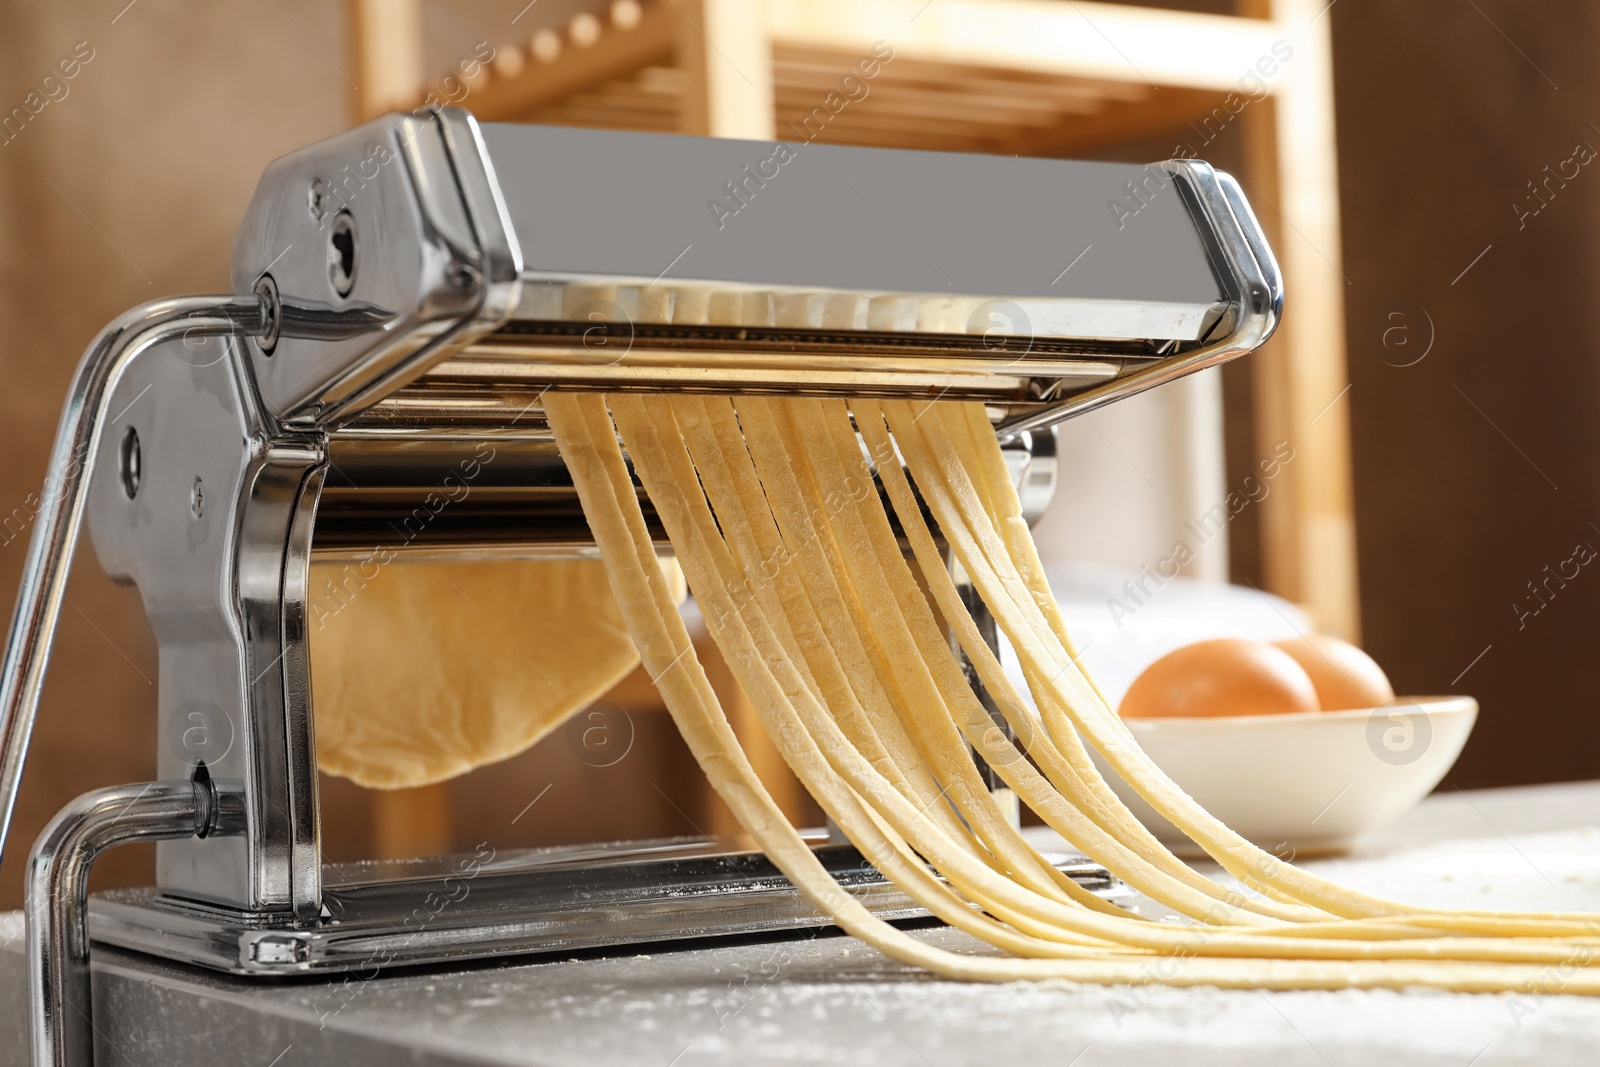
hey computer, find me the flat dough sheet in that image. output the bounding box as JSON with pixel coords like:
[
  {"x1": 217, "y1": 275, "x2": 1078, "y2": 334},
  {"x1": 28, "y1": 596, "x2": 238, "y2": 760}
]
[{"x1": 309, "y1": 557, "x2": 682, "y2": 789}]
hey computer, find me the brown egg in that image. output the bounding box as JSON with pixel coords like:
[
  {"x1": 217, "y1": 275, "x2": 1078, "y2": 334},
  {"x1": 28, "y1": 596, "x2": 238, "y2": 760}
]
[
  {"x1": 1273, "y1": 634, "x2": 1394, "y2": 711},
  {"x1": 1119, "y1": 638, "x2": 1320, "y2": 719}
]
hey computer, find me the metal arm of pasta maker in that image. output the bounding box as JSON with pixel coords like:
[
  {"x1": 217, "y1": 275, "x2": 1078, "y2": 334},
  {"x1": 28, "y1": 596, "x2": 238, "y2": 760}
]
[
  {"x1": 0, "y1": 297, "x2": 269, "y2": 869},
  {"x1": 0, "y1": 109, "x2": 1279, "y2": 1066},
  {"x1": 27, "y1": 775, "x2": 247, "y2": 1067}
]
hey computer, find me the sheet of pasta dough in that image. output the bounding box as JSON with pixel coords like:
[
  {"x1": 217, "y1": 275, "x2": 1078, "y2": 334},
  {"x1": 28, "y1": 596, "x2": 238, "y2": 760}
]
[{"x1": 310, "y1": 558, "x2": 683, "y2": 789}]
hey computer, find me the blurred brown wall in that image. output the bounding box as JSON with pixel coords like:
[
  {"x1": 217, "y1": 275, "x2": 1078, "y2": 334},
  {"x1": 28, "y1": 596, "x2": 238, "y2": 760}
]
[{"x1": 1329, "y1": 0, "x2": 1600, "y2": 788}]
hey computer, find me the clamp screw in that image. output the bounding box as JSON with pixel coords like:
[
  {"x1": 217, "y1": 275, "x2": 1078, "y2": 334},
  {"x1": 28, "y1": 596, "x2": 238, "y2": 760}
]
[
  {"x1": 254, "y1": 274, "x2": 281, "y2": 356},
  {"x1": 118, "y1": 427, "x2": 141, "y2": 500},
  {"x1": 308, "y1": 178, "x2": 328, "y2": 221},
  {"x1": 329, "y1": 211, "x2": 357, "y2": 298}
]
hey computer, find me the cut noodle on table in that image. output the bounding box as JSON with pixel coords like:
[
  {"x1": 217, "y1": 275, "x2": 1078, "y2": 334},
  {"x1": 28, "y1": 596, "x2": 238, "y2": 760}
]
[{"x1": 544, "y1": 390, "x2": 1600, "y2": 992}]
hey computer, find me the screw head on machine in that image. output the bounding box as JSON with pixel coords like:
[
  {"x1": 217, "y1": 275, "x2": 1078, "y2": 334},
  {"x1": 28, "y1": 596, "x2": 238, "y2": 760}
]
[{"x1": 329, "y1": 211, "x2": 357, "y2": 298}]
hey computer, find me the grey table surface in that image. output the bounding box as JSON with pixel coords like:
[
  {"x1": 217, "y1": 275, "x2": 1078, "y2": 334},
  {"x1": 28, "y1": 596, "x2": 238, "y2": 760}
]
[{"x1": 6, "y1": 780, "x2": 1600, "y2": 1067}]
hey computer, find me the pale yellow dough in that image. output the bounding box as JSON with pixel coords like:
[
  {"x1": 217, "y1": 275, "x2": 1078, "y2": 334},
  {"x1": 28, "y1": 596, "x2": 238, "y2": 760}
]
[
  {"x1": 542, "y1": 391, "x2": 1600, "y2": 995},
  {"x1": 309, "y1": 557, "x2": 684, "y2": 789}
]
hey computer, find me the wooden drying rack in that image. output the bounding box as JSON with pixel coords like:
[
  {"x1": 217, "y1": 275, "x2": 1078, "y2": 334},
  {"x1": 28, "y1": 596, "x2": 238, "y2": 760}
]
[{"x1": 347, "y1": 0, "x2": 1358, "y2": 844}]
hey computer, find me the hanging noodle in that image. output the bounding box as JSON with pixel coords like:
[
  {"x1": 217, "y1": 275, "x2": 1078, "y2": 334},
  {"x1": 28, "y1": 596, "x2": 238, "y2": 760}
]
[{"x1": 543, "y1": 390, "x2": 1600, "y2": 994}]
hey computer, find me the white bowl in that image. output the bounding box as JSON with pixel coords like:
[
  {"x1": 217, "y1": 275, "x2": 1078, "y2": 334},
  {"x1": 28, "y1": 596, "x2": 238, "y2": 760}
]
[{"x1": 1088, "y1": 696, "x2": 1478, "y2": 855}]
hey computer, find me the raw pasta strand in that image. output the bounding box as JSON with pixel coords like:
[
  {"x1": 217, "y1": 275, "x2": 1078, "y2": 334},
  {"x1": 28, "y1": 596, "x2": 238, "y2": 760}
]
[
  {"x1": 747, "y1": 397, "x2": 1104, "y2": 908},
  {"x1": 783, "y1": 398, "x2": 1279, "y2": 924},
  {"x1": 782, "y1": 401, "x2": 1600, "y2": 962},
  {"x1": 888, "y1": 400, "x2": 1600, "y2": 937},
  {"x1": 612, "y1": 396, "x2": 1126, "y2": 933},
  {"x1": 545, "y1": 390, "x2": 1600, "y2": 990},
  {"x1": 670, "y1": 396, "x2": 982, "y2": 856},
  {"x1": 850, "y1": 399, "x2": 1322, "y2": 924},
  {"x1": 884, "y1": 399, "x2": 1420, "y2": 917}
]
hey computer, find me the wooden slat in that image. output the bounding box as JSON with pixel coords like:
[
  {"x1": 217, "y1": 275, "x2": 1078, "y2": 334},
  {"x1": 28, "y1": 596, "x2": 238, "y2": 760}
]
[
  {"x1": 781, "y1": 79, "x2": 1105, "y2": 120},
  {"x1": 675, "y1": 0, "x2": 776, "y2": 138},
  {"x1": 1240, "y1": 95, "x2": 1300, "y2": 600},
  {"x1": 774, "y1": 59, "x2": 1116, "y2": 104},
  {"x1": 548, "y1": 79, "x2": 680, "y2": 111},
  {"x1": 775, "y1": 48, "x2": 1151, "y2": 106},
  {"x1": 531, "y1": 105, "x2": 678, "y2": 131},
  {"x1": 1245, "y1": 0, "x2": 1360, "y2": 640},
  {"x1": 776, "y1": 111, "x2": 1036, "y2": 152},
  {"x1": 347, "y1": 0, "x2": 424, "y2": 122},
  {"x1": 767, "y1": 0, "x2": 1285, "y2": 92},
  {"x1": 774, "y1": 73, "x2": 1099, "y2": 116},
  {"x1": 1004, "y1": 85, "x2": 1223, "y2": 157},
  {"x1": 777, "y1": 91, "x2": 1084, "y2": 130},
  {"x1": 781, "y1": 126, "x2": 1005, "y2": 153}
]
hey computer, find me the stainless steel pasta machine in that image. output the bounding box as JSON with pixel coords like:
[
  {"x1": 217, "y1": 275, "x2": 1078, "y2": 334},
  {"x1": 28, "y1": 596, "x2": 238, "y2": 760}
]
[{"x1": 0, "y1": 109, "x2": 1280, "y2": 1065}]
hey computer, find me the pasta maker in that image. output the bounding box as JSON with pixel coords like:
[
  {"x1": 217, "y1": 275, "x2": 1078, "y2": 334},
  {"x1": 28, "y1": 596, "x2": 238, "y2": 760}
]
[{"x1": 0, "y1": 109, "x2": 1280, "y2": 1065}]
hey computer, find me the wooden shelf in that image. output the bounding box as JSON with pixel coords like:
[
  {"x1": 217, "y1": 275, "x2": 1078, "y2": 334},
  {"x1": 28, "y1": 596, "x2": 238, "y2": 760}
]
[
  {"x1": 470, "y1": 52, "x2": 1219, "y2": 157},
  {"x1": 422, "y1": 1, "x2": 1286, "y2": 156}
]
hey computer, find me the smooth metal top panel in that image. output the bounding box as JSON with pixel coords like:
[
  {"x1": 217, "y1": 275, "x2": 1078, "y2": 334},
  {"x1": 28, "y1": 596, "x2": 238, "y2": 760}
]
[
  {"x1": 225, "y1": 111, "x2": 1268, "y2": 426},
  {"x1": 480, "y1": 123, "x2": 1221, "y2": 306}
]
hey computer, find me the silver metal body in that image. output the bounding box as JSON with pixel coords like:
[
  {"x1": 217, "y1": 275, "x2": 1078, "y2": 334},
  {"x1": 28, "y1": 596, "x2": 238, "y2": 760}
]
[
  {"x1": 88, "y1": 836, "x2": 1116, "y2": 977},
  {"x1": 0, "y1": 109, "x2": 1280, "y2": 1065}
]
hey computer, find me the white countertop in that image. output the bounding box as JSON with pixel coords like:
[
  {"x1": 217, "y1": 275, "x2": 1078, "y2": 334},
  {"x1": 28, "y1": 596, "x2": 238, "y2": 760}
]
[{"x1": 6, "y1": 780, "x2": 1600, "y2": 1066}]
